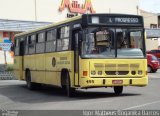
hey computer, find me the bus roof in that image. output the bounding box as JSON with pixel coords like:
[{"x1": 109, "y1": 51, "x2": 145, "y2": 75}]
[
  {"x1": 15, "y1": 13, "x2": 144, "y2": 38},
  {"x1": 15, "y1": 15, "x2": 81, "y2": 37}
]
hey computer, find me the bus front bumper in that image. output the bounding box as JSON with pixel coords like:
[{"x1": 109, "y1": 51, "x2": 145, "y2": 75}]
[{"x1": 79, "y1": 77, "x2": 148, "y2": 89}]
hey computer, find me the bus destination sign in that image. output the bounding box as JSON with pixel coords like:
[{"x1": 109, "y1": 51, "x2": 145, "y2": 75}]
[
  {"x1": 104, "y1": 16, "x2": 143, "y2": 25},
  {"x1": 114, "y1": 17, "x2": 139, "y2": 23},
  {"x1": 104, "y1": 16, "x2": 142, "y2": 25},
  {"x1": 83, "y1": 14, "x2": 143, "y2": 27}
]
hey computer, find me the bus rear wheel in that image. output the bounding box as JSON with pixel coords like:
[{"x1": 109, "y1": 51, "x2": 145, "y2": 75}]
[
  {"x1": 114, "y1": 86, "x2": 123, "y2": 95},
  {"x1": 65, "y1": 72, "x2": 75, "y2": 97},
  {"x1": 26, "y1": 71, "x2": 36, "y2": 90}
]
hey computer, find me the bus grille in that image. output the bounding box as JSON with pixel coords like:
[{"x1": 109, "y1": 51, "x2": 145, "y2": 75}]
[
  {"x1": 104, "y1": 63, "x2": 139, "y2": 75},
  {"x1": 105, "y1": 64, "x2": 129, "y2": 71},
  {"x1": 105, "y1": 71, "x2": 129, "y2": 75}
]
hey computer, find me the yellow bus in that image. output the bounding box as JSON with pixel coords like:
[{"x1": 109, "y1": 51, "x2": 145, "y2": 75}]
[{"x1": 14, "y1": 14, "x2": 148, "y2": 97}]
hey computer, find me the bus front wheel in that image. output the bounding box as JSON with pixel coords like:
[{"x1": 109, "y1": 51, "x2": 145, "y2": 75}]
[
  {"x1": 66, "y1": 72, "x2": 75, "y2": 97},
  {"x1": 114, "y1": 86, "x2": 123, "y2": 95}
]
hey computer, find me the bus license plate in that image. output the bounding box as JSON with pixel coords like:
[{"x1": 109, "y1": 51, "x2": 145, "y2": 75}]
[{"x1": 112, "y1": 80, "x2": 123, "y2": 84}]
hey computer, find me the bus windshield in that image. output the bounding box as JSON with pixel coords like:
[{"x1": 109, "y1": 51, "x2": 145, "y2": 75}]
[{"x1": 81, "y1": 27, "x2": 144, "y2": 58}]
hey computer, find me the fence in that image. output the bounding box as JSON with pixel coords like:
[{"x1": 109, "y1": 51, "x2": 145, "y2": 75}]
[
  {"x1": 0, "y1": 72, "x2": 16, "y2": 80},
  {"x1": 0, "y1": 64, "x2": 6, "y2": 72},
  {"x1": 0, "y1": 65, "x2": 16, "y2": 80}
]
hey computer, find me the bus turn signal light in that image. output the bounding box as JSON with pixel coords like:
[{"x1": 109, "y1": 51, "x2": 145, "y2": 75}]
[{"x1": 83, "y1": 71, "x2": 88, "y2": 76}]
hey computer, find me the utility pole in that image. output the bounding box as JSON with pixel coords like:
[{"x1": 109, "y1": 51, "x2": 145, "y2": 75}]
[
  {"x1": 136, "y1": 5, "x2": 139, "y2": 15},
  {"x1": 4, "y1": 51, "x2": 7, "y2": 65},
  {"x1": 109, "y1": 8, "x2": 111, "y2": 13},
  {"x1": 34, "y1": 0, "x2": 37, "y2": 21}
]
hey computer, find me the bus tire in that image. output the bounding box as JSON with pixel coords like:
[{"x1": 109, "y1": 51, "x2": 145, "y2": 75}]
[
  {"x1": 147, "y1": 66, "x2": 152, "y2": 73},
  {"x1": 26, "y1": 71, "x2": 36, "y2": 90},
  {"x1": 152, "y1": 69, "x2": 157, "y2": 73},
  {"x1": 66, "y1": 72, "x2": 75, "y2": 97},
  {"x1": 114, "y1": 86, "x2": 123, "y2": 95}
]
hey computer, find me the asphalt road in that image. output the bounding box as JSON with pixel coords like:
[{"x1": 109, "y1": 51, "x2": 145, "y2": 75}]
[{"x1": 0, "y1": 70, "x2": 160, "y2": 115}]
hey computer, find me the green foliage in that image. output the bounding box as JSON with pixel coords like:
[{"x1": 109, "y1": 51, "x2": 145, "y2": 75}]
[{"x1": 6, "y1": 64, "x2": 14, "y2": 71}]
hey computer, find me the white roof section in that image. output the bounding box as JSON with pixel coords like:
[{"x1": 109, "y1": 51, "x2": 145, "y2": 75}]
[{"x1": 0, "y1": 19, "x2": 52, "y2": 32}]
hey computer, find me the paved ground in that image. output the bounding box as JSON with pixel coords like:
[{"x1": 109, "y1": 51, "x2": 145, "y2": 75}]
[{"x1": 0, "y1": 70, "x2": 160, "y2": 115}]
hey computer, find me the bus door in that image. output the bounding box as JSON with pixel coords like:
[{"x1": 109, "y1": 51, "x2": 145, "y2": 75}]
[
  {"x1": 19, "y1": 40, "x2": 25, "y2": 80},
  {"x1": 72, "y1": 30, "x2": 81, "y2": 86}
]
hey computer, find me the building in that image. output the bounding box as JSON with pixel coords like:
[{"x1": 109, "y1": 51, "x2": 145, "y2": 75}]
[
  {"x1": 0, "y1": 0, "x2": 140, "y2": 64},
  {"x1": 140, "y1": 10, "x2": 158, "y2": 28},
  {"x1": 0, "y1": 19, "x2": 51, "y2": 43},
  {"x1": 140, "y1": 10, "x2": 160, "y2": 51},
  {"x1": 0, "y1": 0, "x2": 139, "y2": 22},
  {"x1": 0, "y1": 19, "x2": 51, "y2": 64}
]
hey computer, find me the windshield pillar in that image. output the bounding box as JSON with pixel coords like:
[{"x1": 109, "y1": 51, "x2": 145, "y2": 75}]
[{"x1": 114, "y1": 29, "x2": 117, "y2": 58}]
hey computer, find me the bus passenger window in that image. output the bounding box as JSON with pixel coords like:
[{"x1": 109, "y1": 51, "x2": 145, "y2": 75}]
[
  {"x1": 28, "y1": 35, "x2": 36, "y2": 54},
  {"x1": 57, "y1": 26, "x2": 70, "y2": 51},
  {"x1": 46, "y1": 29, "x2": 56, "y2": 52},
  {"x1": 15, "y1": 39, "x2": 19, "y2": 47},
  {"x1": 14, "y1": 39, "x2": 20, "y2": 56},
  {"x1": 36, "y1": 32, "x2": 45, "y2": 53},
  {"x1": 38, "y1": 32, "x2": 45, "y2": 43}
]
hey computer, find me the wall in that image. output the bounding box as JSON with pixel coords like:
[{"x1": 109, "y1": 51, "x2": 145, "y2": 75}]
[
  {"x1": 140, "y1": 10, "x2": 158, "y2": 28},
  {"x1": 140, "y1": 10, "x2": 159, "y2": 50},
  {"x1": 146, "y1": 38, "x2": 159, "y2": 51}
]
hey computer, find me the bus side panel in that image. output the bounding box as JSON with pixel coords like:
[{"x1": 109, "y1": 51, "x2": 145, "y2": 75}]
[
  {"x1": 24, "y1": 55, "x2": 36, "y2": 82},
  {"x1": 35, "y1": 54, "x2": 45, "y2": 84},
  {"x1": 14, "y1": 56, "x2": 23, "y2": 80},
  {"x1": 79, "y1": 58, "x2": 90, "y2": 86},
  {"x1": 45, "y1": 53, "x2": 58, "y2": 86},
  {"x1": 71, "y1": 51, "x2": 76, "y2": 87},
  {"x1": 56, "y1": 51, "x2": 74, "y2": 87}
]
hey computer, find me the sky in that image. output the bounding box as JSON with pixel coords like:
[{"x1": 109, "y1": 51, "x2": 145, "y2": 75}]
[{"x1": 139, "y1": 0, "x2": 160, "y2": 13}]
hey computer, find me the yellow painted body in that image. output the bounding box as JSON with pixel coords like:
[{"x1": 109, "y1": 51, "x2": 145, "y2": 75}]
[
  {"x1": 13, "y1": 56, "x2": 23, "y2": 80},
  {"x1": 13, "y1": 14, "x2": 148, "y2": 91},
  {"x1": 79, "y1": 58, "x2": 148, "y2": 88},
  {"x1": 14, "y1": 51, "x2": 74, "y2": 87},
  {"x1": 14, "y1": 51, "x2": 148, "y2": 88}
]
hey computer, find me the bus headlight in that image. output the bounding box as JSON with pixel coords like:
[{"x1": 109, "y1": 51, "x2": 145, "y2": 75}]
[
  {"x1": 98, "y1": 71, "x2": 102, "y2": 75},
  {"x1": 138, "y1": 70, "x2": 142, "y2": 75},
  {"x1": 91, "y1": 71, "x2": 96, "y2": 75}
]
